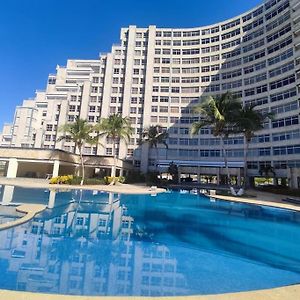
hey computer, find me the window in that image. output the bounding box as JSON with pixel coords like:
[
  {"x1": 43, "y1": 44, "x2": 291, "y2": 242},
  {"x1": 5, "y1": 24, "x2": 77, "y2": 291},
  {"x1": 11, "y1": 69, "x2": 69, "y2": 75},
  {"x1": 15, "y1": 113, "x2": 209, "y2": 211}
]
[
  {"x1": 268, "y1": 48, "x2": 293, "y2": 66},
  {"x1": 222, "y1": 39, "x2": 240, "y2": 49},
  {"x1": 269, "y1": 62, "x2": 294, "y2": 78},
  {"x1": 221, "y1": 19, "x2": 240, "y2": 30},
  {"x1": 266, "y1": 24, "x2": 291, "y2": 44},
  {"x1": 183, "y1": 39, "x2": 200, "y2": 46},
  {"x1": 243, "y1": 28, "x2": 264, "y2": 43},
  {"x1": 266, "y1": 12, "x2": 290, "y2": 32},
  {"x1": 267, "y1": 36, "x2": 292, "y2": 55},
  {"x1": 48, "y1": 77, "x2": 56, "y2": 84},
  {"x1": 273, "y1": 145, "x2": 300, "y2": 156},
  {"x1": 221, "y1": 29, "x2": 240, "y2": 40},
  {"x1": 272, "y1": 116, "x2": 299, "y2": 128},
  {"x1": 270, "y1": 75, "x2": 295, "y2": 90},
  {"x1": 243, "y1": 17, "x2": 264, "y2": 31},
  {"x1": 265, "y1": 1, "x2": 289, "y2": 21},
  {"x1": 270, "y1": 88, "x2": 297, "y2": 103}
]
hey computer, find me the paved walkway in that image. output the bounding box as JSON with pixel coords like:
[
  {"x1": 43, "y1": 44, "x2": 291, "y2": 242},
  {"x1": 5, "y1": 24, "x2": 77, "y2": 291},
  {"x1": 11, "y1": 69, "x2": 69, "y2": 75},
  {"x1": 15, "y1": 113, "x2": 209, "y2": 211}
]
[
  {"x1": 215, "y1": 189, "x2": 300, "y2": 212},
  {"x1": 0, "y1": 178, "x2": 165, "y2": 195}
]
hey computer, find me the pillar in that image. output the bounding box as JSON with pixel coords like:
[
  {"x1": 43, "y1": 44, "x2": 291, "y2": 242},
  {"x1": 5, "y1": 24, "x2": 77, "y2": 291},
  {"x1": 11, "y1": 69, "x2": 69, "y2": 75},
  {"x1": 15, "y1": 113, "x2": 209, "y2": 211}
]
[
  {"x1": 48, "y1": 190, "x2": 56, "y2": 209},
  {"x1": 1, "y1": 185, "x2": 15, "y2": 205},
  {"x1": 6, "y1": 158, "x2": 18, "y2": 178},
  {"x1": 197, "y1": 167, "x2": 201, "y2": 183},
  {"x1": 52, "y1": 160, "x2": 60, "y2": 177},
  {"x1": 216, "y1": 168, "x2": 220, "y2": 185},
  {"x1": 119, "y1": 168, "x2": 124, "y2": 177},
  {"x1": 178, "y1": 167, "x2": 182, "y2": 183},
  {"x1": 237, "y1": 168, "x2": 242, "y2": 186}
]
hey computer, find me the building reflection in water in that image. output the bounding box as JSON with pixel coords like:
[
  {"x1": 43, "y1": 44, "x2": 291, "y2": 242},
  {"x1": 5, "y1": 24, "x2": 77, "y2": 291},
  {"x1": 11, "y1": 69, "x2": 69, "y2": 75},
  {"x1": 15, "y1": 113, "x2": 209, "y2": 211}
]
[{"x1": 0, "y1": 190, "x2": 190, "y2": 296}]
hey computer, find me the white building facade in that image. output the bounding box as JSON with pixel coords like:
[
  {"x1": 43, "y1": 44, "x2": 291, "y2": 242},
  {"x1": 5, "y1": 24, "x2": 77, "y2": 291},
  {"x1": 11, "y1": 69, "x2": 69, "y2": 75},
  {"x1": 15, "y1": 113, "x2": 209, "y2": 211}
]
[{"x1": 1, "y1": 0, "x2": 300, "y2": 185}]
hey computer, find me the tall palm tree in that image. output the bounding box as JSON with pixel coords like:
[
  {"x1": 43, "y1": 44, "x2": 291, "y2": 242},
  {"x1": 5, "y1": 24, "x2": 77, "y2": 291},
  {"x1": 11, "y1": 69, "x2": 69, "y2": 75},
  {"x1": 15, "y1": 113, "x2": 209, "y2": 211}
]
[
  {"x1": 235, "y1": 105, "x2": 273, "y2": 188},
  {"x1": 191, "y1": 92, "x2": 241, "y2": 185},
  {"x1": 141, "y1": 125, "x2": 168, "y2": 171},
  {"x1": 57, "y1": 117, "x2": 97, "y2": 185},
  {"x1": 96, "y1": 114, "x2": 133, "y2": 180}
]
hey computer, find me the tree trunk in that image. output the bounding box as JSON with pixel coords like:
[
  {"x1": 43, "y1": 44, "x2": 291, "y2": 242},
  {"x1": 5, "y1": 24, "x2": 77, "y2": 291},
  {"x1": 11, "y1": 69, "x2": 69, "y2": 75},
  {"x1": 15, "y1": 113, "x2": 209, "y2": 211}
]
[
  {"x1": 79, "y1": 146, "x2": 85, "y2": 186},
  {"x1": 110, "y1": 139, "x2": 117, "y2": 184},
  {"x1": 155, "y1": 146, "x2": 159, "y2": 171},
  {"x1": 220, "y1": 136, "x2": 230, "y2": 185},
  {"x1": 243, "y1": 138, "x2": 250, "y2": 189}
]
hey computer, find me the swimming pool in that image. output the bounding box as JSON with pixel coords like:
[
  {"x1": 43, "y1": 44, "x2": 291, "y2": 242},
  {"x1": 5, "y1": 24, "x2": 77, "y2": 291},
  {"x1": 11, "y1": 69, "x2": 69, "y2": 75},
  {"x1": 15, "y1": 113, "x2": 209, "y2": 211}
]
[{"x1": 0, "y1": 186, "x2": 299, "y2": 296}]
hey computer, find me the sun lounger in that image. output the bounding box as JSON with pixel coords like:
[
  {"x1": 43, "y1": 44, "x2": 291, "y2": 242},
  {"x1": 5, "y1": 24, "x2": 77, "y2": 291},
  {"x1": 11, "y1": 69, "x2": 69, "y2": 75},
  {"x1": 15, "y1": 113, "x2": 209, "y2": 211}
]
[
  {"x1": 180, "y1": 189, "x2": 189, "y2": 194},
  {"x1": 209, "y1": 190, "x2": 216, "y2": 196},
  {"x1": 191, "y1": 188, "x2": 198, "y2": 195},
  {"x1": 237, "y1": 188, "x2": 244, "y2": 196},
  {"x1": 230, "y1": 187, "x2": 244, "y2": 197},
  {"x1": 149, "y1": 186, "x2": 157, "y2": 192},
  {"x1": 230, "y1": 187, "x2": 237, "y2": 196}
]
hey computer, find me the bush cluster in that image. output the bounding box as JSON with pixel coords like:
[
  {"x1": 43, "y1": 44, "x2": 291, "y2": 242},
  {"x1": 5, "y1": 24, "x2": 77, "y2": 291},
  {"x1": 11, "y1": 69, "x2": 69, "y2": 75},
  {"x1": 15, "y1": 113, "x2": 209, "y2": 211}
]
[
  {"x1": 125, "y1": 171, "x2": 145, "y2": 183},
  {"x1": 49, "y1": 175, "x2": 105, "y2": 185},
  {"x1": 256, "y1": 185, "x2": 300, "y2": 197},
  {"x1": 49, "y1": 175, "x2": 74, "y2": 184},
  {"x1": 104, "y1": 176, "x2": 125, "y2": 184}
]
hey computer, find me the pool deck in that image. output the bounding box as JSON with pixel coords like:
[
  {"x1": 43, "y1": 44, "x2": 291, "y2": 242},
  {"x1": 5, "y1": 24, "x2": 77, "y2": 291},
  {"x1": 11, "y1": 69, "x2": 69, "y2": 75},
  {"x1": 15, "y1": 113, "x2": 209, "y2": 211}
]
[
  {"x1": 0, "y1": 284, "x2": 299, "y2": 300},
  {"x1": 0, "y1": 177, "x2": 300, "y2": 299},
  {"x1": 0, "y1": 203, "x2": 46, "y2": 231},
  {"x1": 215, "y1": 190, "x2": 300, "y2": 212},
  {"x1": 0, "y1": 177, "x2": 165, "y2": 195}
]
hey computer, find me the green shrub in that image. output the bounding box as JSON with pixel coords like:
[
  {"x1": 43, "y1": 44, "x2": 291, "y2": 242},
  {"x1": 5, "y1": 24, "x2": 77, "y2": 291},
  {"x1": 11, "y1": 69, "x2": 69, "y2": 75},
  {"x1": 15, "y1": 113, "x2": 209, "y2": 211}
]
[
  {"x1": 49, "y1": 175, "x2": 74, "y2": 184},
  {"x1": 49, "y1": 175, "x2": 105, "y2": 185},
  {"x1": 67, "y1": 176, "x2": 82, "y2": 185},
  {"x1": 145, "y1": 171, "x2": 160, "y2": 186},
  {"x1": 84, "y1": 178, "x2": 105, "y2": 185},
  {"x1": 256, "y1": 185, "x2": 300, "y2": 197},
  {"x1": 125, "y1": 171, "x2": 145, "y2": 183}
]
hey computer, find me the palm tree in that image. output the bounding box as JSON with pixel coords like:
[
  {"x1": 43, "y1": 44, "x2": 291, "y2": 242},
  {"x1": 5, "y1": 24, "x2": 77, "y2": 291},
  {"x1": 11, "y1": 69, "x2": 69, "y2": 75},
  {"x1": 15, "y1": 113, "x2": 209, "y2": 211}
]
[
  {"x1": 235, "y1": 105, "x2": 273, "y2": 188},
  {"x1": 141, "y1": 125, "x2": 168, "y2": 171},
  {"x1": 57, "y1": 117, "x2": 97, "y2": 185},
  {"x1": 191, "y1": 92, "x2": 241, "y2": 185},
  {"x1": 96, "y1": 114, "x2": 133, "y2": 180}
]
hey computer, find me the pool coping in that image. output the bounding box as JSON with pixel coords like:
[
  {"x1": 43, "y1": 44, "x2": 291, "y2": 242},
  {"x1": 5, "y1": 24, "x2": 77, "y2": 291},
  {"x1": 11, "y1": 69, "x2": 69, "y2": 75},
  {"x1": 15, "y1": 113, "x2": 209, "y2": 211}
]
[
  {"x1": 212, "y1": 193, "x2": 300, "y2": 212},
  {"x1": 0, "y1": 284, "x2": 300, "y2": 300},
  {"x1": 0, "y1": 204, "x2": 46, "y2": 231}
]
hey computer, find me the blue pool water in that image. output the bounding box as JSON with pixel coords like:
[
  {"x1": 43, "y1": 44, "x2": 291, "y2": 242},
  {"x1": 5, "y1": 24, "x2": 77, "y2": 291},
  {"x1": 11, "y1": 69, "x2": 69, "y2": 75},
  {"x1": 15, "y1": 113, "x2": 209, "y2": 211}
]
[{"x1": 0, "y1": 185, "x2": 300, "y2": 296}]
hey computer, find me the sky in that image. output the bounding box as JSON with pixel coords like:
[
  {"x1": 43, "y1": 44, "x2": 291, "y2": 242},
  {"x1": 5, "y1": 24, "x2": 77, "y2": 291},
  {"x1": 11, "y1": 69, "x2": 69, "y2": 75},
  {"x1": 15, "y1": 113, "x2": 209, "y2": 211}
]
[{"x1": 0, "y1": 0, "x2": 263, "y2": 129}]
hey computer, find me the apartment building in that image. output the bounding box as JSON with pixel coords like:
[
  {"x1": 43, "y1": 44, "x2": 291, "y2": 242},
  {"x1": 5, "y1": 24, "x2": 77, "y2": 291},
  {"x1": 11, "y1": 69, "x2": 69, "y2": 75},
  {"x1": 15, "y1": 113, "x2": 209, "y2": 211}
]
[{"x1": 0, "y1": 0, "x2": 300, "y2": 185}]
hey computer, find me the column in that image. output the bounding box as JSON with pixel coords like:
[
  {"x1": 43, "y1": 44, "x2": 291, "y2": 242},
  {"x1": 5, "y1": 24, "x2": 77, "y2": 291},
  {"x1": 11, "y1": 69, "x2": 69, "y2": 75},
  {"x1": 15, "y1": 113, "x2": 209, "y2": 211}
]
[
  {"x1": 197, "y1": 167, "x2": 201, "y2": 183},
  {"x1": 178, "y1": 167, "x2": 181, "y2": 183},
  {"x1": 6, "y1": 158, "x2": 18, "y2": 178},
  {"x1": 237, "y1": 168, "x2": 242, "y2": 186},
  {"x1": 1, "y1": 185, "x2": 15, "y2": 205},
  {"x1": 216, "y1": 168, "x2": 220, "y2": 185},
  {"x1": 48, "y1": 190, "x2": 56, "y2": 209},
  {"x1": 52, "y1": 160, "x2": 60, "y2": 177}
]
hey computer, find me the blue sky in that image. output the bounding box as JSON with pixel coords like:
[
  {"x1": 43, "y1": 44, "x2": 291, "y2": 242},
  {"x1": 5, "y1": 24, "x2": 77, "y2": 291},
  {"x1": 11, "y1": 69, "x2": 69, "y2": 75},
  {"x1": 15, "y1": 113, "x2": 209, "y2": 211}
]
[{"x1": 0, "y1": 0, "x2": 262, "y2": 129}]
